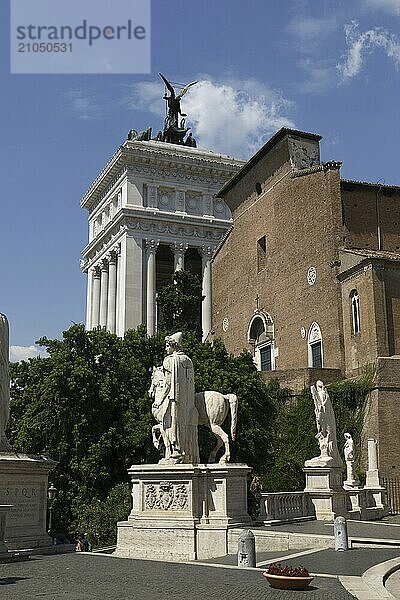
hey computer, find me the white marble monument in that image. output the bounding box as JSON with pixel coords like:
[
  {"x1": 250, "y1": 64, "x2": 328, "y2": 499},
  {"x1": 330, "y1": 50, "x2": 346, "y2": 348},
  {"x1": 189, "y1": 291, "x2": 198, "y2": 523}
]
[
  {"x1": 80, "y1": 139, "x2": 244, "y2": 341},
  {"x1": 0, "y1": 312, "x2": 57, "y2": 549},
  {"x1": 116, "y1": 332, "x2": 251, "y2": 561}
]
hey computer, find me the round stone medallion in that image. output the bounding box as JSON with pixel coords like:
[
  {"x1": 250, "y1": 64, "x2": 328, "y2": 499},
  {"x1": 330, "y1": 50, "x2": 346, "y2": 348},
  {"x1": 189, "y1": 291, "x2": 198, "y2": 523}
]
[{"x1": 307, "y1": 266, "x2": 317, "y2": 286}]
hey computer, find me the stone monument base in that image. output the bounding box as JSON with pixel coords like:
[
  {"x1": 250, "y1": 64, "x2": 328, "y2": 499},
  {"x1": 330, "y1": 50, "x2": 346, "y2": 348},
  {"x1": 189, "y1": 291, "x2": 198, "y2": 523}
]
[
  {"x1": 304, "y1": 466, "x2": 347, "y2": 520},
  {"x1": 0, "y1": 505, "x2": 12, "y2": 556},
  {"x1": 0, "y1": 452, "x2": 57, "y2": 549},
  {"x1": 115, "y1": 463, "x2": 251, "y2": 562}
]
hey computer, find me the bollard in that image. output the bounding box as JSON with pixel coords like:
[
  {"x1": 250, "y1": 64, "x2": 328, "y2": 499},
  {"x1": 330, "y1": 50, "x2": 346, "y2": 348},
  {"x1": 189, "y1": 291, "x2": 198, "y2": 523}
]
[
  {"x1": 237, "y1": 529, "x2": 256, "y2": 568},
  {"x1": 334, "y1": 516, "x2": 349, "y2": 551}
]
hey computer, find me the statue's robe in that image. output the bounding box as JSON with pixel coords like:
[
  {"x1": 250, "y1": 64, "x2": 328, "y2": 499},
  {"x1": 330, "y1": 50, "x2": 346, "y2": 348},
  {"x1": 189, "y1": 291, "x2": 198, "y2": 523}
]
[
  {"x1": 0, "y1": 314, "x2": 11, "y2": 451},
  {"x1": 162, "y1": 351, "x2": 199, "y2": 464}
]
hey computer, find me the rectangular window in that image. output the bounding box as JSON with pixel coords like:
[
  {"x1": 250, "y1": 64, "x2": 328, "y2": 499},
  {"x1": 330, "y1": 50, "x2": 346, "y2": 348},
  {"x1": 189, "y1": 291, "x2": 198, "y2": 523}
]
[
  {"x1": 257, "y1": 236, "x2": 267, "y2": 272},
  {"x1": 311, "y1": 342, "x2": 322, "y2": 368},
  {"x1": 260, "y1": 345, "x2": 272, "y2": 371}
]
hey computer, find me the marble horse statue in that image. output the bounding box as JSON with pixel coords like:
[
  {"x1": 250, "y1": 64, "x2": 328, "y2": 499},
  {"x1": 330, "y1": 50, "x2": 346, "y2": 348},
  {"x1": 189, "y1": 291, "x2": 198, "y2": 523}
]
[{"x1": 149, "y1": 366, "x2": 238, "y2": 464}]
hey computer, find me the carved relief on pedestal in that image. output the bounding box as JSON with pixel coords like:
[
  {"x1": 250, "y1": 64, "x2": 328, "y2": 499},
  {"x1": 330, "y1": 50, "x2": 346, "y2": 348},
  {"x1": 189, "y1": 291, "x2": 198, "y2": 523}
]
[{"x1": 144, "y1": 482, "x2": 189, "y2": 511}]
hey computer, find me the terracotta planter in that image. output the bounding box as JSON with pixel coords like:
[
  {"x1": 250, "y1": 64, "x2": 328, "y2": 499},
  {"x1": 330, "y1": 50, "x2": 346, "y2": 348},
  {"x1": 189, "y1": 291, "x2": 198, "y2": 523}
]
[{"x1": 263, "y1": 572, "x2": 314, "y2": 590}]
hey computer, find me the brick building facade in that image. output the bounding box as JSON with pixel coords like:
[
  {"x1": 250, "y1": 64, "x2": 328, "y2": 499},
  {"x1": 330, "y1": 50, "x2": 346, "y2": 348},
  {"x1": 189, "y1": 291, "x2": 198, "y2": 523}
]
[{"x1": 211, "y1": 128, "x2": 400, "y2": 478}]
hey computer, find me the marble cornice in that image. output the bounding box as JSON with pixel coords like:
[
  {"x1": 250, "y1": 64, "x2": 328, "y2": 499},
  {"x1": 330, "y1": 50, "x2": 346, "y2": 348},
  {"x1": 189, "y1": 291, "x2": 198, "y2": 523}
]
[
  {"x1": 121, "y1": 206, "x2": 232, "y2": 228},
  {"x1": 81, "y1": 140, "x2": 244, "y2": 211},
  {"x1": 81, "y1": 212, "x2": 227, "y2": 265}
]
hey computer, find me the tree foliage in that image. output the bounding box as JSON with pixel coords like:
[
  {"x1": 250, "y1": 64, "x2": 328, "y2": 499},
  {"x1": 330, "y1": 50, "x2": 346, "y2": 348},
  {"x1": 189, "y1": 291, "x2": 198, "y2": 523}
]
[
  {"x1": 9, "y1": 324, "x2": 163, "y2": 542},
  {"x1": 263, "y1": 370, "x2": 374, "y2": 491},
  {"x1": 157, "y1": 270, "x2": 203, "y2": 338},
  {"x1": 8, "y1": 324, "x2": 276, "y2": 545}
]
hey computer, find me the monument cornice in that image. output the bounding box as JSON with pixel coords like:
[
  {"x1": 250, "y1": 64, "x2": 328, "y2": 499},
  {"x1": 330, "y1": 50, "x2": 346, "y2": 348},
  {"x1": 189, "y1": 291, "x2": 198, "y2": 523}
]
[
  {"x1": 81, "y1": 213, "x2": 226, "y2": 267},
  {"x1": 81, "y1": 140, "x2": 244, "y2": 211},
  {"x1": 82, "y1": 207, "x2": 231, "y2": 256}
]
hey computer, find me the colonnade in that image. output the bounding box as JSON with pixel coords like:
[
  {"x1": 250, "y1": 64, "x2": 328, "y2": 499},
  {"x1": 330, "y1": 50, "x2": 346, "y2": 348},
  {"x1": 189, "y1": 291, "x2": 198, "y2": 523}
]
[
  {"x1": 87, "y1": 240, "x2": 213, "y2": 340},
  {"x1": 89, "y1": 248, "x2": 119, "y2": 333}
]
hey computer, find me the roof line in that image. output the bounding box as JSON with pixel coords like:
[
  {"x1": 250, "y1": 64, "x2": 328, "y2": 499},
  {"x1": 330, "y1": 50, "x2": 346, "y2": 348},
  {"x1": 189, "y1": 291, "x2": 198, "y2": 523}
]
[
  {"x1": 217, "y1": 127, "x2": 322, "y2": 198},
  {"x1": 341, "y1": 179, "x2": 400, "y2": 190}
]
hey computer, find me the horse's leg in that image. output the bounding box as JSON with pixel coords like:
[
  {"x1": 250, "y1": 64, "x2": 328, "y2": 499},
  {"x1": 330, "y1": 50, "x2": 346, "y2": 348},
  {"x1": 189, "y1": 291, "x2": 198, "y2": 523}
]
[
  {"x1": 209, "y1": 424, "x2": 230, "y2": 463},
  {"x1": 152, "y1": 425, "x2": 160, "y2": 449}
]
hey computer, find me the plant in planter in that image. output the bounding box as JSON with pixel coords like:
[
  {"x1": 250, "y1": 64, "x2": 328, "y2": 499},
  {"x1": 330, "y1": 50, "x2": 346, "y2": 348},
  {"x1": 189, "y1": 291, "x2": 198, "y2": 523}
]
[{"x1": 263, "y1": 563, "x2": 314, "y2": 590}]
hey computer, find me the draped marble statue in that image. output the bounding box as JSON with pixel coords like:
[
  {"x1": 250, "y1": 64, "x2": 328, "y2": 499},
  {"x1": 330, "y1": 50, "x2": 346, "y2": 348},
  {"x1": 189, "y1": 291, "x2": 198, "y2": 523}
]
[
  {"x1": 343, "y1": 432, "x2": 360, "y2": 487},
  {"x1": 0, "y1": 313, "x2": 12, "y2": 452},
  {"x1": 155, "y1": 332, "x2": 199, "y2": 464},
  {"x1": 305, "y1": 380, "x2": 341, "y2": 467}
]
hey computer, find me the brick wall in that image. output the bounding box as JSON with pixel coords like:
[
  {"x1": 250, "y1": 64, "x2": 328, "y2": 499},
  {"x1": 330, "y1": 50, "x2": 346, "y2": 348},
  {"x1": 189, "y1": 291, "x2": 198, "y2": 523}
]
[{"x1": 212, "y1": 155, "x2": 345, "y2": 372}]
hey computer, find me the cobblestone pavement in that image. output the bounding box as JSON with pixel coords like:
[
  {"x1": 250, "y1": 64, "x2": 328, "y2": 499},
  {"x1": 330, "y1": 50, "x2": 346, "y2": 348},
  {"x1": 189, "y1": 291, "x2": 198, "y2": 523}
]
[
  {"x1": 0, "y1": 553, "x2": 354, "y2": 600},
  {"x1": 206, "y1": 547, "x2": 400, "y2": 576}
]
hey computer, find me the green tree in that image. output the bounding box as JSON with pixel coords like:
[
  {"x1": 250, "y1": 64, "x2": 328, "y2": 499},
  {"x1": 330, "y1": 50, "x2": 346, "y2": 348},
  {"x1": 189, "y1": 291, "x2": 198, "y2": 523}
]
[
  {"x1": 9, "y1": 324, "x2": 164, "y2": 540},
  {"x1": 8, "y1": 325, "x2": 277, "y2": 544},
  {"x1": 157, "y1": 270, "x2": 203, "y2": 338}
]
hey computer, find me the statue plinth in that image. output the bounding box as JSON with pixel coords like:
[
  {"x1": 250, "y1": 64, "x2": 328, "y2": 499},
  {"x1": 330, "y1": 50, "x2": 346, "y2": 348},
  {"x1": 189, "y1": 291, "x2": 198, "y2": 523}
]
[
  {"x1": 115, "y1": 462, "x2": 251, "y2": 562},
  {"x1": 303, "y1": 465, "x2": 347, "y2": 520},
  {"x1": 0, "y1": 452, "x2": 57, "y2": 549}
]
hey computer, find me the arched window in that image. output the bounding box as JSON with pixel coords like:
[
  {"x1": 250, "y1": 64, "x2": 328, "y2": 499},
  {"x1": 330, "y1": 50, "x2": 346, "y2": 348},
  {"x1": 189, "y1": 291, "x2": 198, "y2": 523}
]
[
  {"x1": 308, "y1": 322, "x2": 323, "y2": 368},
  {"x1": 350, "y1": 290, "x2": 360, "y2": 335},
  {"x1": 248, "y1": 312, "x2": 275, "y2": 371}
]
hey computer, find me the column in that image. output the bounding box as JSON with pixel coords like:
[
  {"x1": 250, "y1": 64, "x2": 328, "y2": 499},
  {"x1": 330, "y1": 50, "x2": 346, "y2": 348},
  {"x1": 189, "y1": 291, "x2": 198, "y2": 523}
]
[
  {"x1": 99, "y1": 258, "x2": 109, "y2": 328},
  {"x1": 146, "y1": 239, "x2": 159, "y2": 336},
  {"x1": 201, "y1": 246, "x2": 214, "y2": 341},
  {"x1": 91, "y1": 266, "x2": 101, "y2": 328},
  {"x1": 85, "y1": 266, "x2": 93, "y2": 330},
  {"x1": 367, "y1": 438, "x2": 378, "y2": 471},
  {"x1": 172, "y1": 242, "x2": 187, "y2": 272},
  {"x1": 115, "y1": 244, "x2": 122, "y2": 336},
  {"x1": 107, "y1": 250, "x2": 118, "y2": 333}
]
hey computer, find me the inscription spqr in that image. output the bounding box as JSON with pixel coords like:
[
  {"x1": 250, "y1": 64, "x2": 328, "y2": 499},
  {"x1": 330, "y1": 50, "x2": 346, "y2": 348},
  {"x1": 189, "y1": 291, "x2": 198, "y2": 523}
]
[{"x1": 0, "y1": 485, "x2": 40, "y2": 526}]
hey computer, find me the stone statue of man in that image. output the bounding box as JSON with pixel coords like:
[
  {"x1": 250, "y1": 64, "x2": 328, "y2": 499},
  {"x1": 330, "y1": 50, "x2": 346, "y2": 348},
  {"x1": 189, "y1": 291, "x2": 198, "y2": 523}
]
[
  {"x1": 0, "y1": 313, "x2": 12, "y2": 452},
  {"x1": 160, "y1": 332, "x2": 199, "y2": 464},
  {"x1": 305, "y1": 380, "x2": 341, "y2": 467},
  {"x1": 343, "y1": 432, "x2": 360, "y2": 488}
]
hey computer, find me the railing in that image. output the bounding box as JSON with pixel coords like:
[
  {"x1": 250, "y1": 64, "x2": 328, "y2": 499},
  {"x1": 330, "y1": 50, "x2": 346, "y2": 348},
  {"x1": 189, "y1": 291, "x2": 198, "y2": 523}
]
[
  {"x1": 257, "y1": 492, "x2": 315, "y2": 523},
  {"x1": 381, "y1": 477, "x2": 400, "y2": 514}
]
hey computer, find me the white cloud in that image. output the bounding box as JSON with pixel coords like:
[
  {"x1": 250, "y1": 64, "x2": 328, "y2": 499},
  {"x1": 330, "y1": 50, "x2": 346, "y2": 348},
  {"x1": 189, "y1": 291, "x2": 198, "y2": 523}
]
[
  {"x1": 64, "y1": 90, "x2": 102, "y2": 120},
  {"x1": 122, "y1": 77, "x2": 295, "y2": 159},
  {"x1": 337, "y1": 20, "x2": 400, "y2": 80},
  {"x1": 297, "y1": 59, "x2": 338, "y2": 93},
  {"x1": 366, "y1": 0, "x2": 400, "y2": 15},
  {"x1": 287, "y1": 16, "x2": 337, "y2": 42},
  {"x1": 183, "y1": 79, "x2": 294, "y2": 158},
  {"x1": 10, "y1": 345, "x2": 48, "y2": 363},
  {"x1": 120, "y1": 81, "x2": 165, "y2": 118}
]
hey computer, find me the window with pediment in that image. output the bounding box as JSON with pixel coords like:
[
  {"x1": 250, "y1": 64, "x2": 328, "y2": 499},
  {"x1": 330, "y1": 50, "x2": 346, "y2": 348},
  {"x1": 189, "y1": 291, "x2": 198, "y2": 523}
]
[{"x1": 248, "y1": 312, "x2": 275, "y2": 371}]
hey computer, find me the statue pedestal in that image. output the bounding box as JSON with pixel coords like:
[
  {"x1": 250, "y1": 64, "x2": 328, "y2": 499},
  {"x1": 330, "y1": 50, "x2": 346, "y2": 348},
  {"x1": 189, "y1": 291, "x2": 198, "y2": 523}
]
[
  {"x1": 0, "y1": 505, "x2": 12, "y2": 555},
  {"x1": 116, "y1": 463, "x2": 251, "y2": 561},
  {"x1": 0, "y1": 453, "x2": 57, "y2": 549},
  {"x1": 304, "y1": 466, "x2": 347, "y2": 520}
]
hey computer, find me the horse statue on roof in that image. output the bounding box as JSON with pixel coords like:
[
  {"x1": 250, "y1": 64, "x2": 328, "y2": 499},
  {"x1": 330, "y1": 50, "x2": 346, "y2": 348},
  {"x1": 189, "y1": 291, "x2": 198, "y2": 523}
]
[{"x1": 148, "y1": 366, "x2": 238, "y2": 464}]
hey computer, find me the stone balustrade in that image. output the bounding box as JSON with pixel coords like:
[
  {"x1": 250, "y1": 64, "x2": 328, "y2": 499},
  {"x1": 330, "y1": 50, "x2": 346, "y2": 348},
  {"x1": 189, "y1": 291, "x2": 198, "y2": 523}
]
[{"x1": 257, "y1": 492, "x2": 315, "y2": 523}]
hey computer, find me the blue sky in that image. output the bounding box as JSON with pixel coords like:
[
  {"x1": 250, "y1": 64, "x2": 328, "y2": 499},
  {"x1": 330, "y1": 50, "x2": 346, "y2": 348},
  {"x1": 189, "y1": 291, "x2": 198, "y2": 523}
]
[{"x1": 1, "y1": 0, "x2": 400, "y2": 360}]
